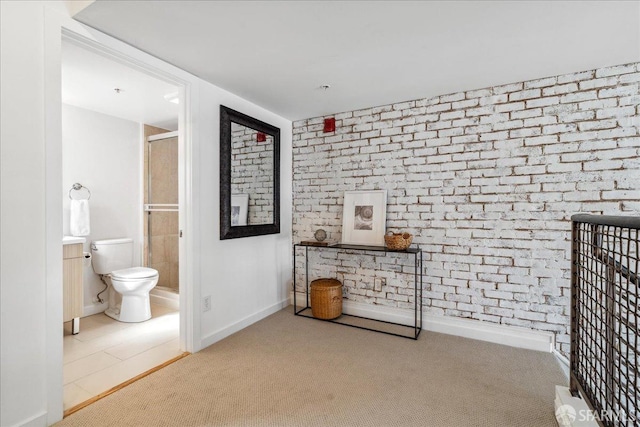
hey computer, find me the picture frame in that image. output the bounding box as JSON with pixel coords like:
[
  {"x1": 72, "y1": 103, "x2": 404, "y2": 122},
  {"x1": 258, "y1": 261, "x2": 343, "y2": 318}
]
[
  {"x1": 341, "y1": 190, "x2": 387, "y2": 246},
  {"x1": 231, "y1": 194, "x2": 249, "y2": 226}
]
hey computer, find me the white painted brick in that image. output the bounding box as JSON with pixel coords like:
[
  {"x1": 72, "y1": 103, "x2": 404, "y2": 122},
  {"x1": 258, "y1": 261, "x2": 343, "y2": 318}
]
[
  {"x1": 595, "y1": 63, "x2": 636, "y2": 77},
  {"x1": 596, "y1": 106, "x2": 636, "y2": 119},
  {"x1": 524, "y1": 76, "x2": 558, "y2": 89},
  {"x1": 479, "y1": 94, "x2": 508, "y2": 106},
  {"x1": 577, "y1": 120, "x2": 617, "y2": 131},
  {"x1": 557, "y1": 70, "x2": 594, "y2": 84},
  {"x1": 619, "y1": 72, "x2": 640, "y2": 83},
  {"x1": 495, "y1": 102, "x2": 525, "y2": 113},
  {"x1": 558, "y1": 131, "x2": 598, "y2": 143},
  {"x1": 542, "y1": 83, "x2": 578, "y2": 96},
  {"x1": 465, "y1": 106, "x2": 494, "y2": 117},
  {"x1": 510, "y1": 89, "x2": 543, "y2": 102},
  {"x1": 425, "y1": 103, "x2": 452, "y2": 114},
  {"x1": 558, "y1": 111, "x2": 596, "y2": 123},
  {"x1": 597, "y1": 127, "x2": 637, "y2": 139},
  {"x1": 579, "y1": 77, "x2": 618, "y2": 91},
  {"x1": 526, "y1": 96, "x2": 560, "y2": 108},
  {"x1": 543, "y1": 103, "x2": 578, "y2": 116},
  {"x1": 602, "y1": 190, "x2": 640, "y2": 200},
  {"x1": 493, "y1": 120, "x2": 524, "y2": 131},
  {"x1": 440, "y1": 92, "x2": 465, "y2": 103},
  {"x1": 453, "y1": 115, "x2": 480, "y2": 127},
  {"x1": 466, "y1": 88, "x2": 492, "y2": 99},
  {"x1": 578, "y1": 98, "x2": 618, "y2": 111},
  {"x1": 523, "y1": 116, "x2": 556, "y2": 127},
  {"x1": 583, "y1": 160, "x2": 623, "y2": 171},
  {"x1": 441, "y1": 110, "x2": 465, "y2": 121},
  {"x1": 452, "y1": 98, "x2": 479, "y2": 109},
  {"x1": 438, "y1": 128, "x2": 464, "y2": 138},
  {"x1": 542, "y1": 123, "x2": 577, "y2": 135},
  {"x1": 493, "y1": 82, "x2": 524, "y2": 94},
  {"x1": 599, "y1": 84, "x2": 638, "y2": 98},
  {"x1": 510, "y1": 110, "x2": 542, "y2": 121}
]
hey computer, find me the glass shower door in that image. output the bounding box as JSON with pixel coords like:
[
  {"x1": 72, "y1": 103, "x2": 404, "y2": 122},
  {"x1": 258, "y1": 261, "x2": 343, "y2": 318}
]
[{"x1": 145, "y1": 134, "x2": 179, "y2": 292}]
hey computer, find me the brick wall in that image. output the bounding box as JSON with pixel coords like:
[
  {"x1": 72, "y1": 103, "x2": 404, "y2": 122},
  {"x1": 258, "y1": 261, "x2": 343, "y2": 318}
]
[
  {"x1": 292, "y1": 63, "x2": 640, "y2": 355},
  {"x1": 231, "y1": 122, "x2": 274, "y2": 224}
]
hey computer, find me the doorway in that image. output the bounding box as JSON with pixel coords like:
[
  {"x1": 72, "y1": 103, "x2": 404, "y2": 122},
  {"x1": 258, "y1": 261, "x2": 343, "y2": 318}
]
[{"x1": 60, "y1": 34, "x2": 189, "y2": 414}]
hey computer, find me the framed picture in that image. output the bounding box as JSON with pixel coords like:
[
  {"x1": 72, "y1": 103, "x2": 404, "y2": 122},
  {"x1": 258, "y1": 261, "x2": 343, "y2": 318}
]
[
  {"x1": 231, "y1": 194, "x2": 249, "y2": 226},
  {"x1": 341, "y1": 190, "x2": 387, "y2": 245}
]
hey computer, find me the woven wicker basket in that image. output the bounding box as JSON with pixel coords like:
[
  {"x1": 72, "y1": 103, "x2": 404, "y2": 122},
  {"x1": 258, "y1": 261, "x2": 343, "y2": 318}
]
[
  {"x1": 384, "y1": 231, "x2": 413, "y2": 251},
  {"x1": 310, "y1": 278, "x2": 343, "y2": 320}
]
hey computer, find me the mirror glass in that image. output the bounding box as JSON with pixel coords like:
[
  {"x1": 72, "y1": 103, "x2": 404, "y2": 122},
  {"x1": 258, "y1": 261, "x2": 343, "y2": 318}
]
[
  {"x1": 230, "y1": 122, "x2": 274, "y2": 225},
  {"x1": 220, "y1": 106, "x2": 280, "y2": 240}
]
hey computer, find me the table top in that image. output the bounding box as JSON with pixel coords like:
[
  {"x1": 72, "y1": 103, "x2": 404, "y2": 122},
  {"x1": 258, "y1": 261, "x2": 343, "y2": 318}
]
[{"x1": 295, "y1": 242, "x2": 421, "y2": 254}]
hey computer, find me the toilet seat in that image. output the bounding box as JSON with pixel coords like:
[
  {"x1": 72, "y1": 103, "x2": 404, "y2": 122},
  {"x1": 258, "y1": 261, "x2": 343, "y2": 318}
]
[{"x1": 111, "y1": 266, "x2": 158, "y2": 281}]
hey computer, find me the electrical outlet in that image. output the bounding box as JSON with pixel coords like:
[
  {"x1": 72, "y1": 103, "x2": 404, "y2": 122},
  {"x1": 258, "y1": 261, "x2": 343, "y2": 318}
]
[
  {"x1": 202, "y1": 295, "x2": 211, "y2": 312},
  {"x1": 374, "y1": 277, "x2": 386, "y2": 292},
  {"x1": 92, "y1": 297, "x2": 101, "y2": 304}
]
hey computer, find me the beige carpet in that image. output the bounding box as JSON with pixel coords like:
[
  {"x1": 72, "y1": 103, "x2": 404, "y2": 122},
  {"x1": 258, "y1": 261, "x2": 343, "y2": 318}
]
[{"x1": 56, "y1": 308, "x2": 566, "y2": 426}]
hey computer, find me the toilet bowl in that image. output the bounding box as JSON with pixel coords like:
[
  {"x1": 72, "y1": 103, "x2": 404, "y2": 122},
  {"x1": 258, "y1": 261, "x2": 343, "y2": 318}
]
[
  {"x1": 105, "y1": 267, "x2": 159, "y2": 322},
  {"x1": 91, "y1": 238, "x2": 159, "y2": 323}
]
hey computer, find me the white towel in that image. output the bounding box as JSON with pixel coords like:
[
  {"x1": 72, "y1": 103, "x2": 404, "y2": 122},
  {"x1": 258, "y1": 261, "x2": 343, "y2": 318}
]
[{"x1": 70, "y1": 199, "x2": 90, "y2": 236}]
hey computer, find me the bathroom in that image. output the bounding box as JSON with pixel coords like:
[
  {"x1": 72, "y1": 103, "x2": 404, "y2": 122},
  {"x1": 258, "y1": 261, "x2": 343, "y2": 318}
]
[{"x1": 61, "y1": 39, "x2": 184, "y2": 411}]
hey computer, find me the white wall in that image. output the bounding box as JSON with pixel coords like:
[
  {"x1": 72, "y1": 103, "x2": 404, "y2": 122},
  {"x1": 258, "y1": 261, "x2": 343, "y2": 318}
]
[
  {"x1": 196, "y1": 81, "x2": 293, "y2": 347},
  {"x1": 1, "y1": 2, "x2": 293, "y2": 426},
  {"x1": 62, "y1": 104, "x2": 142, "y2": 314},
  {"x1": 1, "y1": 2, "x2": 55, "y2": 426}
]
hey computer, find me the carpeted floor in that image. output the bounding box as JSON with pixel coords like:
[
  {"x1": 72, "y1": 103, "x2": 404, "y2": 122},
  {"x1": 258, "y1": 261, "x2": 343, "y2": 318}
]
[{"x1": 56, "y1": 307, "x2": 566, "y2": 426}]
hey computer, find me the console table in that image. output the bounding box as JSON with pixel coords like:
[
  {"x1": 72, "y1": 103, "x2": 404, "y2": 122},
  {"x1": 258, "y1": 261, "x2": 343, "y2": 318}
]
[{"x1": 293, "y1": 242, "x2": 423, "y2": 340}]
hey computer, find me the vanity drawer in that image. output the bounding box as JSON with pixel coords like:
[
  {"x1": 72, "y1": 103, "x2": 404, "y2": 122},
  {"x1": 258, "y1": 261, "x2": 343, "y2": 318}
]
[{"x1": 63, "y1": 243, "x2": 83, "y2": 259}]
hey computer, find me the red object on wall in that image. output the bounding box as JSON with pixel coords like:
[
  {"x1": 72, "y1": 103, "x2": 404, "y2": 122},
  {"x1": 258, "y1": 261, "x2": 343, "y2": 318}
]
[
  {"x1": 323, "y1": 117, "x2": 336, "y2": 133},
  {"x1": 256, "y1": 132, "x2": 266, "y2": 142}
]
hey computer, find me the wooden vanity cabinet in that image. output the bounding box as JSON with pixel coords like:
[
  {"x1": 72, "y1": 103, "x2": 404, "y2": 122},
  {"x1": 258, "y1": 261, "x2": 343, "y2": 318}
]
[{"x1": 63, "y1": 243, "x2": 83, "y2": 334}]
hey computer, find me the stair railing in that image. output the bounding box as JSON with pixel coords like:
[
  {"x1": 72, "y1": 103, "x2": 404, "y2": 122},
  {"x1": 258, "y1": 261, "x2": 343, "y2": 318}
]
[{"x1": 571, "y1": 214, "x2": 639, "y2": 426}]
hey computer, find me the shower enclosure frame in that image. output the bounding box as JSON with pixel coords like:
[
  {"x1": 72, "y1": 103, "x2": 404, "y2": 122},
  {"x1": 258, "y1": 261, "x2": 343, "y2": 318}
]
[{"x1": 145, "y1": 130, "x2": 180, "y2": 294}]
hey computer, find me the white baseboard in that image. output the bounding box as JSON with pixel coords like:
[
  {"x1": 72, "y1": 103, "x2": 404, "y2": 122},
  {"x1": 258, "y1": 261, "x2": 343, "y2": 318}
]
[
  {"x1": 200, "y1": 298, "x2": 289, "y2": 349},
  {"x1": 83, "y1": 301, "x2": 108, "y2": 317},
  {"x1": 555, "y1": 386, "x2": 599, "y2": 426},
  {"x1": 150, "y1": 288, "x2": 180, "y2": 310},
  {"x1": 553, "y1": 349, "x2": 570, "y2": 381},
  {"x1": 8, "y1": 411, "x2": 47, "y2": 427},
  {"x1": 291, "y1": 291, "x2": 554, "y2": 352}
]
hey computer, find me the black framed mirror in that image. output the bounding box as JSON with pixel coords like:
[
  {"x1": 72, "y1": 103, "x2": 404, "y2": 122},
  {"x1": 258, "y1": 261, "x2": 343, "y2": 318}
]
[{"x1": 220, "y1": 105, "x2": 280, "y2": 239}]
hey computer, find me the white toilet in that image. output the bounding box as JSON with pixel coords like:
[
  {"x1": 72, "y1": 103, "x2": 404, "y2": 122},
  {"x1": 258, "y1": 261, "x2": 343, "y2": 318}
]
[{"x1": 91, "y1": 238, "x2": 159, "y2": 323}]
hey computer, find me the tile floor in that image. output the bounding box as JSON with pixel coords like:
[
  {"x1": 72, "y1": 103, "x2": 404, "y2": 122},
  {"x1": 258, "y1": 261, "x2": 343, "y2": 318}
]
[{"x1": 63, "y1": 304, "x2": 181, "y2": 411}]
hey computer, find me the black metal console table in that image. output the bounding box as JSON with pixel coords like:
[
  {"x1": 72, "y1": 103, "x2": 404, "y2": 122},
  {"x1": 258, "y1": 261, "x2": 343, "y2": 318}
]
[{"x1": 293, "y1": 242, "x2": 423, "y2": 340}]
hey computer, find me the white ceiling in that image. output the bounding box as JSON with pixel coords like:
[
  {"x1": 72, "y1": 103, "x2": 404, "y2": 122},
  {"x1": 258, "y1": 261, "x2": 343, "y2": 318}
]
[
  {"x1": 62, "y1": 39, "x2": 179, "y2": 130},
  {"x1": 75, "y1": 1, "x2": 640, "y2": 121}
]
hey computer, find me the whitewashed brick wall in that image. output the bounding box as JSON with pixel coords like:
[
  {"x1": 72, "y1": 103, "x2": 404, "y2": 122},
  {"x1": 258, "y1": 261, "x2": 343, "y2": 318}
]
[
  {"x1": 231, "y1": 123, "x2": 274, "y2": 224},
  {"x1": 292, "y1": 62, "x2": 640, "y2": 355}
]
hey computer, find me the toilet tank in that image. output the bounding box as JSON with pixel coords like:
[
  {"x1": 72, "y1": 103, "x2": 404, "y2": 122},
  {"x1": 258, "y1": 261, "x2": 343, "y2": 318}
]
[{"x1": 91, "y1": 238, "x2": 134, "y2": 274}]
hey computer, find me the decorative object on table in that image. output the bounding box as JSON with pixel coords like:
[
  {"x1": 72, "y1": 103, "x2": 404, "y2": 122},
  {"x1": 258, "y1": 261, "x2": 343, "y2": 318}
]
[
  {"x1": 310, "y1": 278, "x2": 343, "y2": 320},
  {"x1": 341, "y1": 190, "x2": 387, "y2": 246},
  {"x1": 384, "y1": 231, "x2": 413, "y2": 251},
  {"x1": 230, "y1": 193, "x2": 249, "y2": 226},
  {"x1": 314, "y1": 229, "x2": 327, "y2": 242}
]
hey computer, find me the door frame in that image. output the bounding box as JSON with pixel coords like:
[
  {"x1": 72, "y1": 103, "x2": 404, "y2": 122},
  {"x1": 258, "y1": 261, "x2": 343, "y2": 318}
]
[{"x1": 44, "y1": 8, "x2": 199, "y2": 423}]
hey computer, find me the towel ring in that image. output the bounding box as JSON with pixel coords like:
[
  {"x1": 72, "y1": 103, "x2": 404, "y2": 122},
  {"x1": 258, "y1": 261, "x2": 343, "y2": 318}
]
[{"x1": 68, "y1": 183, "x2": 91, "y2": 200}]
